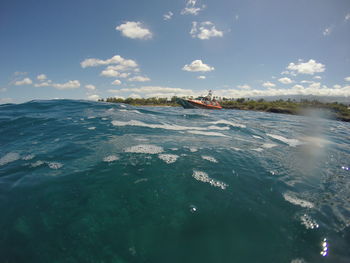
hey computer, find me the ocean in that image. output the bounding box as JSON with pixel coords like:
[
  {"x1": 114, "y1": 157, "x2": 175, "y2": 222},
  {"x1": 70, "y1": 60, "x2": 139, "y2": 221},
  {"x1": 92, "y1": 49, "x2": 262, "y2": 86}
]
[{"x1": 0, "y1": 100, "x2": 349, "y2": 263}]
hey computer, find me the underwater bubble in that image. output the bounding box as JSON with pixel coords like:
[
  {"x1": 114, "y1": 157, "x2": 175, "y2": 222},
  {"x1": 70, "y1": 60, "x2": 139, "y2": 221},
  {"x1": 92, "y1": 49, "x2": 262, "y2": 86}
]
[{"x1": 189, "y1": 205, "x2": 198, "y2": 213}]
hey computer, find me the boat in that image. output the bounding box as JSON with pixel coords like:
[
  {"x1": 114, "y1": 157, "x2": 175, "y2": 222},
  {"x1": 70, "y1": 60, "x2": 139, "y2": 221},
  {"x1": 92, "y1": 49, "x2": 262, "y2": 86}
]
[{"x1": 176, "y1": 90, "x2": 222, "y2": 109}]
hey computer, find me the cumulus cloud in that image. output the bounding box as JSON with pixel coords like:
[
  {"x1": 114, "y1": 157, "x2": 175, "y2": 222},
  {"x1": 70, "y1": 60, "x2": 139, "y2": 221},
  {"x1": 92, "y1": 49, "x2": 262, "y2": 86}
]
[
  {"x1": 128, "y1": 76, "x2": 151, "y2": 82},
  {"x1": 278, "y1": 77, "x2": 293, "y2": 84},
  {"x1": 87, "y1": 94, "x2": 100, "y2": 101},
  {"x1": 14, "y1": 78, "x2": 32, "y2": 86},
  {"x1": 190, "y1": 21, "x2": 224, "y2": 40},
  {"x1": 81, "y1": 55, "x2": 138, "y2": 69},
  {"x1": 181, "y1": 0, "x2": 205, "y2": 15},
  {"x1": 34, "y1": 80, "x2": 52, "y2": 87},
  {"x1": 116, "y1": 21, "x2": 152, "y2": 40},
  {"x1": 197, "y1": 75, "x2": 206, "y2": 79},
  {"x1": 85, "y1": 84, "x2": 96, "y2": 90},
  {"x1": 345, "y1": 76, "x2": 350, "y2": 82},
  {"x1": 52, "y1": 80, "x2": 80, "y2": 90},
  {"x1": 37, "y1": 74, "x2": 47, "y2": 81},
  {"x1": 313, "y1": 76, "x2": 322, "y2": 80},
  {"x1": 323, "y1": 27, "x2": 332, "y2": 36},
  {"x1": 163, "y1": 11, "x2": 173, "y2": 20},
  {"x1": 287, "y1": 59, "x2": 325, "y2": 75},
  {"x1": 182, "y1": 60, "x2": 214, "y2": 72},
  {"x1": 112, "y1": 80, "x2": 122, "y2": 85},
  {"x1": 262, "y1": 81, "x2": 276, "y2": 88}
]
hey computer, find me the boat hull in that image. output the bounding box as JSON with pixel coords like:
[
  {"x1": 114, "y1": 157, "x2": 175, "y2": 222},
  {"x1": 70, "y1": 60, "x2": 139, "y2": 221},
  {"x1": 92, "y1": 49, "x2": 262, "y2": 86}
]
[{"x1": 176, "y1": 98, "x2": 222, "y2": 110}]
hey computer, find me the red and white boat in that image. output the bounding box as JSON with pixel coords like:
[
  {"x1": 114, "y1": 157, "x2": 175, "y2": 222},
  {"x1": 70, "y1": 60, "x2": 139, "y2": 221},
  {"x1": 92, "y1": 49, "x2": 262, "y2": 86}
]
[{"x1": 176, "y1": 90, "x2": 222, "y2": 110}]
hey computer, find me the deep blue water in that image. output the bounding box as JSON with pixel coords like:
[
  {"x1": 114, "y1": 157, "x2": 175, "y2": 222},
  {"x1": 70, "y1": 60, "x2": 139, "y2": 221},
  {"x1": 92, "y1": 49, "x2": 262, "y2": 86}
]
[{"x1": 0, "y1": 100, "x2": 350, "y2": 263}]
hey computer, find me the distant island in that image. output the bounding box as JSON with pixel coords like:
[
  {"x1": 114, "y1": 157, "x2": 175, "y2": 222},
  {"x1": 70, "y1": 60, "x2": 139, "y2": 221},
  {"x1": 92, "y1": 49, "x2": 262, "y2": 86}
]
[{"x1": 99, "y1": 97, "x2": 350, "y2": 122}]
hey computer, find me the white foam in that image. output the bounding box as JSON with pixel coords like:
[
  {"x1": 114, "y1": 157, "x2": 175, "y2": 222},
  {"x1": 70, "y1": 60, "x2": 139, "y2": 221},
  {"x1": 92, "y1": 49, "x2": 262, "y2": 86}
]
[
  {"x1": 47, "y1": 162, "x2": 63, "y2": 169},
  {"x1": 119, "y1": 109, "x2": 142, "y2": 114},
  {"x1": 88, "y1": 127, "x2": 96, "y2": 130},
  {"x1": 253, "y1": 135, "x2": 263, "y2": 139},
  {"x1": 101, "y1": 117, "x2": 108, "y2": 120},
  {"x1": 300, "y1": 214, "x2": 319, "y2": 229},
  {"x1": 111, "y1": 120, "x2": 228, "y2": 132},
  {"x1": 0, "y1": 152, "x2": 20, "y2": 166},
  {"x1": 120, "y1": 104, "x2": 127, "y2": 108},
  {"x1": 124, "y1": 144, "x2": 164, "y2": 154},
  {"x1": 31, "y1": 160, "x2": 45, "y2": 167},
  {"x1": 209, "y1": 120, "x2": 246, "y2": 128},
  {"x1": 192, "y1": 170, "x2": 228, "y2": 190},
  {"x1": 135, "y1": 138, "x2": 149, "y2": 142},
  {"x1": 103, "y1": 155, "x2": 119, "y2": 162},
  {"x1": 261, "y1": 143, "x2": 277, "y2": 149},
  {"x1": 22, "y1": 154, "x2": 35, "y2": 161},
  {"x1": 283, "y1": 192, "x2": 314, "y2": 208},
  {"x1": 188, "y1": 147, "x2": 198, "y2": 152},
  {"x1": 187, "y1": 130, "x2": 226, "y2": 137},
  {"x1": 252, "y1": 148, "x2": 264, "y2": 152},
  {"x1": 267, "y1": 134, "x2": 303, "y2": 147},
  {"x1": 158, "y1": 154, "x2": 179, "y2": 164},
  {"x1": 170, "y1": 148, "x2": 178, "y2": 151},
  {"x1": 231, "y1": 147, "x2": 242, "y2": 151},
  {"x1": 87, "y1": 116, "x2": 96, "y2": 119},
  {"x1": 201, "y1": 155, "x2": 218, "y2": 163}
]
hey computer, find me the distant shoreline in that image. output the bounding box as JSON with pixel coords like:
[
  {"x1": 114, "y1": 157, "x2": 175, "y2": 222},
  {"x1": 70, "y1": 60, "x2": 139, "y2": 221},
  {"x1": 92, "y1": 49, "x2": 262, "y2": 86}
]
[{"x1": 100, "y1": 97, "x2": 350, "y2": 122}]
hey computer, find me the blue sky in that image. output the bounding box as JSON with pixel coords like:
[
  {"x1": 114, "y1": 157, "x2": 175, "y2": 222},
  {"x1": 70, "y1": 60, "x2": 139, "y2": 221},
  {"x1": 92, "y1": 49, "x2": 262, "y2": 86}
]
[{"x1": 1, "y1": 0, "x2": 350, "y2": 103}]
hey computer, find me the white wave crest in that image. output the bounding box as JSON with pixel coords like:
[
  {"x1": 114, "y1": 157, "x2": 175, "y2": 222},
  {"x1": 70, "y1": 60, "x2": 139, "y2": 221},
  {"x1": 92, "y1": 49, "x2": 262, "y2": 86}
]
[
  {"x1": 192, "y1": 170, "x2": 228, "y2": 190},
  {"x1": 22, "y1": 154, "x2": 35, "y2": 161},
  {"x1": 124, "y1": 144, "x2": 164, "y2": 154},
  {"x1": 119, "y1": 109, "x2": 142, "y2": 114},
  {"x1": 209, "y1": 120, "x2": 246, "y2": 128},
  {"x1": 0, "y1": 152, "x2": 20, "y2": 166},
  {"x1": 103, "y1": 155, "x2": 119, "y2": 162},
  {"x1": 88, "y1": 127, "x2": 96, "y2": 130},
  {"x1": 267, "y1": 134, "x2": 303, "y2": 147},
  {"x1": 112, "y1": 120, "x2": 228, "y2": 131},
  {"x1": 261, "y1": 143, "x2": 277, "y2": 149},
  {"x1": 201, "y1": 155, "x2": 218, "y2": 163},
  {"x1": 187, "y1": 130, "x2": 226, "y2": 137},
  {"x1": 31, "y1": 160, "x2": 45, "y2": 167},
  {"x1": 283, "y1": 192, "x2": 314, "y2": 208},
  {"x1": 47, "y1": 162, "x2": 63, "y2": 169},
  {"x1": 158, "y1": 154, "x2": 179, "y2": 164}
]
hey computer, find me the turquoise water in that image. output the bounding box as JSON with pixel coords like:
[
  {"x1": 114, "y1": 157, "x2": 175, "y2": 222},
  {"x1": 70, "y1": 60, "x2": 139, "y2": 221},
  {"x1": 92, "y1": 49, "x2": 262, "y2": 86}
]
[{"x1": 0, "y1": 100, "x2": 349, "y2": 263}]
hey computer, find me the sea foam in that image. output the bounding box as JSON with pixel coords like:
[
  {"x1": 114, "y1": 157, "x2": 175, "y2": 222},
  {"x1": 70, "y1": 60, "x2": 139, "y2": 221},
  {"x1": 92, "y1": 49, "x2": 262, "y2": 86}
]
[
  {"x1": 209, "y1": 120, "x2": 246, "y2": 128},
  {"x1": 267, "y1": 134, "x2": 303, "y2": 147},
  {"x1": 124, "y1": 144, "x2": 164, "y2": 154},
  {"x1": 201, "y1": 155, "x2": 218, "y2": 163},
  {"x1": 0, "y1": 152, "x2": 20, "y2": 166},
  {"x1": 158, "y1": 154, "x2": 179, "y2": 164},
  {"x1": 283, "y1": 192, "x2": 314, "y2": 208},
  {"x1": 192, "y1": 170, "x2": 228, "y2": 190}
]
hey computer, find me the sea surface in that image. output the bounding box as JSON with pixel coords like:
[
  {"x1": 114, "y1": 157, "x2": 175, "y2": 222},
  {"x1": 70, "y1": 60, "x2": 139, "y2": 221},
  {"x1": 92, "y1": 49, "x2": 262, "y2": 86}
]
[{"x1": 0, "y1": 100, "x2": 350, "y2": 263}]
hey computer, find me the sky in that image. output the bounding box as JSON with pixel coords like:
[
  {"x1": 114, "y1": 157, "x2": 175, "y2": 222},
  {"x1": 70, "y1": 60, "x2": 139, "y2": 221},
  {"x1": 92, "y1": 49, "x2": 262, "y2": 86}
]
[{"x1": 1, "y1": 0, "x2": 350, "y2": 103}]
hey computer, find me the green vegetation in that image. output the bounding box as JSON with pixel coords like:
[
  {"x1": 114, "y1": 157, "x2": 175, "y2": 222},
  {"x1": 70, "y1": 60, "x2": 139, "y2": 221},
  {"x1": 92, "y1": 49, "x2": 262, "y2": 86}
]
[{"x1": 99, "y1": 97, "x2": 350, "y2": 122}]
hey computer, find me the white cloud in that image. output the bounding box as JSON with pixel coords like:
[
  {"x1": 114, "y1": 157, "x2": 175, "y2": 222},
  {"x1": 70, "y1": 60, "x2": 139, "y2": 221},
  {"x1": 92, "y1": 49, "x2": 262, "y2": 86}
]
[
  {"x1": 14, "y1": 78, "x2": 32, "y2": 86},
  {"x1": 100, "y1": 69, "x2": 130, "y2": 78},
  {"x1": 182, "y1": 60, "x2": 214, "y2": 72},
  {"x1": 345, "y1": 13, "x2": 350, "y2": 21},
  {"x1": 287, "y1": 59, "x2": 325, "y2": 75},
  {"x1": 300, "y1": 80, "x2": 314, "y2": 84},
  {"x1": 34, "y1": 80, "x2": 52, "y2": 87},
  {"x1": 163, "y1": 11, "x2": 173, "y2": 20},
  {"x1": 308, "y1": 82, "x2": 321, "y2": 89},
  {"x1": 190, "y1": 21, "x2": 224, "y2": 40},
  {"x1": 313, "y1": 76, "x2": 322, "y2": 80},
  {"x1": 333, "y1": 84, "x2": 342, "y2": 89},
  {"x1": 52, "y1": 80, "x2": 80, "y2": 90},
  {"x1": 37, "y1": 74, "x2": 47, "y2": 81},
  {"x1": 112, "y1": 80, "x2": 122, "y2": 85},
  {"x1": 237, "y1": 85, "x2": 251, "y2": 90},
  {"x1": 344, "y1": 76, "x2": 350, "y2": 82},
  {"x1": 128, "y1": 76, "x2": 151, "y2": 82},
  {"x1": 0, "y1": 98, "x2": 13, "y2": 104},
  {"x1": 235, "y1": 15, "x2": 239, "y2": 21},
  {"x1": 278, "y1": 77, "x2": 293, "y2": 84},
  {"x1": 181, "y1": 0, "x2": 205, "y2": 15},
  {"x1": 262, "y1": 81, "x2": 276, "y2": 88},
  {"x1": 81, "y1": 55, "x2": 138, "y2": 68},
  {"x1": 85, "y1": 84, "x2": 96, "y2": 91},
  {"x1": 116, "y1": 21, "x2": 152, "y2": 40},
  {"x1": 0, "y1": 87, "x2": 7, "y2": 92},
  {"x1": 129, "y1": 93, "x2": 142, "y2": 99},
  {"x1": 197, "y1": 75, "x2": 206, "y2": 79},
  {"x1": 108, "y1": 86, "x2": 195, "y2": 98},
  {"x1": 87, "y1": 94, "x2": 100, "y2": 101},
  {"x1": 323, "y1": 27, "x2": 332, "y2": 36}
]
